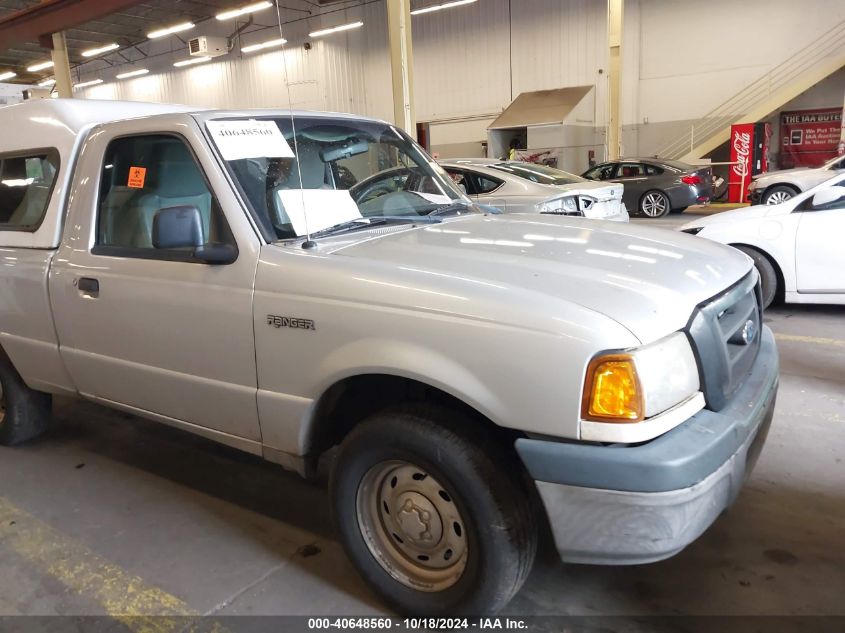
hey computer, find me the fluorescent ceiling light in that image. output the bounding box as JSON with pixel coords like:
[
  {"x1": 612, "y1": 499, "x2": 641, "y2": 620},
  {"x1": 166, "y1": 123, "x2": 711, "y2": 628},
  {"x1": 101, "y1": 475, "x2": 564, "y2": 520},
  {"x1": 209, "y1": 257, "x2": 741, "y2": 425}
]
[
  {"x1": 116, "y1": 68, "x2": 149, "y2": 79},
  {"x1": 0, "y1": 71, "x2": 16, "y2": 81},
  {"x1": 27, "y1": 60, "x2": 54, "y2": 72},
  {"x1": 241, "y1": 37, "x2": 287, "y2": 53},
  {"x1": 309, "y1": 21, "x2": 363, "y2": 38},
  {"x1": 411, "y1": 0, "x2": 477, "y2": 15},
  {"x1": 81, "y1": 42, "x2": 119, "y2": 57},
  {"x1": 147, "y1": 21, "x2": 195, "y2": 39},
  {"x1": 216, "y1": 1, "x2": 272, "y2": 20},
  {"x1": 74, "y1": 79, "x2": 104, "y2": 89},
  {"x1": 38, "y1": 78, "x2": 56, "y2": 87},
  {"x1": 174, "y1": 56, "x2": 211, "y2": 68}
]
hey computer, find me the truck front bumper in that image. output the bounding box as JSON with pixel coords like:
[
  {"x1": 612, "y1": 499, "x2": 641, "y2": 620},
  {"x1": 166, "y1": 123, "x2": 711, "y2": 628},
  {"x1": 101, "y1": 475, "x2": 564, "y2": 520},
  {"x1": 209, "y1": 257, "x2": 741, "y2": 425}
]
[{"x1": 515, "y1": 326, "x2": 778, "y2": 565}]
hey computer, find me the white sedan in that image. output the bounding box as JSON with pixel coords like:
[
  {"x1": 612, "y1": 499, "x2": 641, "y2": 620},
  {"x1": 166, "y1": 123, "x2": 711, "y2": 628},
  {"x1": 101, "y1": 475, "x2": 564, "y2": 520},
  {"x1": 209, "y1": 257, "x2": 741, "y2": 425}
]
[{"x1": 680, "y1": 173, "x2": 845, "y2": 308}]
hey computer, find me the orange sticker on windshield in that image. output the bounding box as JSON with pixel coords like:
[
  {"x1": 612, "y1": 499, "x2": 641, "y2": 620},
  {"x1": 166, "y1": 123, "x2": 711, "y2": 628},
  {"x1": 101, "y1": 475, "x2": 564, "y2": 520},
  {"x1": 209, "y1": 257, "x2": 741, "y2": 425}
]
[{"x1": 127, "y1": 166, "x2": 147, "y2": 188}]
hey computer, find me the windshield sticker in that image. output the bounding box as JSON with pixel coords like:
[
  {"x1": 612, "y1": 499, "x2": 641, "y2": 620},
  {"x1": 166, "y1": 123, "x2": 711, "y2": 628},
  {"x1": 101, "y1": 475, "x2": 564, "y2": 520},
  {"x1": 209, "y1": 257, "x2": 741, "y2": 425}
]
[
  {"x1": 275, "y1": 189, "x2": 362, "y2": 236},
  {"x1": 206, "y1": 120, "x2": 295, "y2": 161},
  {"x1": 127, "y1": 166, "x2": 146, "y2": 188}
]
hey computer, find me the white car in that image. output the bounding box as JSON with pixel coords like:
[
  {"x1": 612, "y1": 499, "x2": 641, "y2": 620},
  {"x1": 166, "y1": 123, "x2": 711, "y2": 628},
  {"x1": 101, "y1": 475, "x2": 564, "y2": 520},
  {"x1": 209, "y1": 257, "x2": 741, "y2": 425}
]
[
  {"x1": 681, "y1": 173, "x2": 845, "y2": 308},
  {"x1": 748, "y1": 154, "x2": 845, "y2": 205},
  {"x1": 440, "y1": 159, "x2": 628, "y2": 221}
]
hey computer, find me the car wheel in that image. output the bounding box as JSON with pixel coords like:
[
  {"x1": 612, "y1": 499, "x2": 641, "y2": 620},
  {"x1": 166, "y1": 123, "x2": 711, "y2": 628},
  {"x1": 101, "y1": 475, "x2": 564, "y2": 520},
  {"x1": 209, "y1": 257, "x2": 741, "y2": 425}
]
[
  {"x1": 330, "y1": 404, "x2": 537, "y2": 615},
  {"x1": 0, "y1": 352, "x2": 52, "y2": 446},
  {"x1": 670, "y1": 206, "x2": 688, "y2": 214},
  {"x1": 639, "y1": 190, "x2": 670, "y2": 218},
  {"x1": 735, "y1": 245, "x2": 778, "y2": 309},
  {"x1": 762, "y1": 185, "x2": 797, "y2": 205}
]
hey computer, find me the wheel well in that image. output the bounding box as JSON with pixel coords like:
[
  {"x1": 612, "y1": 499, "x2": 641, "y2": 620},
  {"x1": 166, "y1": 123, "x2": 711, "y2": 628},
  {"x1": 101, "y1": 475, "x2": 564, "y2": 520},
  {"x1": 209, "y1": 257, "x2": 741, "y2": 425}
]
[
  {"x1": 730, "y1": 243, "x2": 785, "y2": 302},
  {"x1": 763, "y1": 182, "x2": 800, "y2": 197},
  {"x1": 306, "y1": 374, "x2": 521, "y2": 460}
]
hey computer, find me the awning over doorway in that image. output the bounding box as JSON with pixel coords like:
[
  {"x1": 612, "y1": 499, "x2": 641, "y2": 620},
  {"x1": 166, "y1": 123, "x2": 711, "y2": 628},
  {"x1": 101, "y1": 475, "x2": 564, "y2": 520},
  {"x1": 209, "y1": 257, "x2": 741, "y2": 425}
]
[{"x1": 489, "y1": 86, "x2": 592, "y2": 130}]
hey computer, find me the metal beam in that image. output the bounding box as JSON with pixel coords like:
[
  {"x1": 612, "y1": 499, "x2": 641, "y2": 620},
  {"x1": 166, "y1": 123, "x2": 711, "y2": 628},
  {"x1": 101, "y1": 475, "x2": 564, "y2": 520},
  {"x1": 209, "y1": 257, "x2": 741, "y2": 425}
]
[
  {"x1": 387, "y1": 0, "x2": 415, "y2": 137},
  {"x1": 607, "y1": 0, "x2": 623, "y2": 160},
  {"x1": 0, "y1": 0, "x2": 143, "y2": 52}
]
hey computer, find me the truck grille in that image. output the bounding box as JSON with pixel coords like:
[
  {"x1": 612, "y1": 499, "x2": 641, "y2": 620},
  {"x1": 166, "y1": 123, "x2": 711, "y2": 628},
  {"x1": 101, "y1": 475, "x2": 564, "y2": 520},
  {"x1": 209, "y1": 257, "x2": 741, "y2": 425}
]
[{"x1": 686, "y1": 271, "x2": 762, "y2": 411}]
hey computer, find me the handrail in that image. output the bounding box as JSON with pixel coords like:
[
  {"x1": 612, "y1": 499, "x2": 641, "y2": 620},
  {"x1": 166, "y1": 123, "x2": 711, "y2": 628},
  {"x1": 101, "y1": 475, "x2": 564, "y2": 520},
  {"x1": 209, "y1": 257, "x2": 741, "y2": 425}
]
[{"x1": 654, "y1": 20, "x2": 845, "y2": 160}]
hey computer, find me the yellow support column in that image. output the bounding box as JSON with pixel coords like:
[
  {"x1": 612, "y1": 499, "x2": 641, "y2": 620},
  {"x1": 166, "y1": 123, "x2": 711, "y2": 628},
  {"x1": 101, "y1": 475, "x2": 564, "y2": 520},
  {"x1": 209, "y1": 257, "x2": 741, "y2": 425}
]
[
  {"x1": 607, "y1": 0, "x2": 623, "y2": 160},
  {"x1": 387, "y1": 0, "x2": 415, "y2": 137},
  {"x1": 50, "y1": 32, "x2": 73, "y2": 98}
]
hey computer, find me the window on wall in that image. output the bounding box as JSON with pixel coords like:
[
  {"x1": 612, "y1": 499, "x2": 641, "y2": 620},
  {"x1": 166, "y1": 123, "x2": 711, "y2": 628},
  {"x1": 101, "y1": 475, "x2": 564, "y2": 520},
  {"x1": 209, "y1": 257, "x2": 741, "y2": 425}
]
[
  {"x1": 0, "y1": 149, "x2": 59, "y2": 231},
  {"x1": 96, "y1": 134, "x2": 234, "y2": 259}
]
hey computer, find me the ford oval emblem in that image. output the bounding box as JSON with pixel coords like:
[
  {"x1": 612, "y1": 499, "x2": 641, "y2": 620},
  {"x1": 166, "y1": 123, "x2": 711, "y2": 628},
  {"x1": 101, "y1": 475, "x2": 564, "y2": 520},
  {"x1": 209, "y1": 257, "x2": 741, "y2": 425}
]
[{"x1": 740, "y1": 319, "x2": 757, "y2": 345}]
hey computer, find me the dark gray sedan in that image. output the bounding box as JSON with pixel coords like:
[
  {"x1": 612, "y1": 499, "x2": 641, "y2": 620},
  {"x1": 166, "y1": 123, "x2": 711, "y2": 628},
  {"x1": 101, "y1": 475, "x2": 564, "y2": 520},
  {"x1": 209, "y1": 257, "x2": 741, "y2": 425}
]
[{"x1": 582, "y1": 158, "x2": 712, "y2": 218}]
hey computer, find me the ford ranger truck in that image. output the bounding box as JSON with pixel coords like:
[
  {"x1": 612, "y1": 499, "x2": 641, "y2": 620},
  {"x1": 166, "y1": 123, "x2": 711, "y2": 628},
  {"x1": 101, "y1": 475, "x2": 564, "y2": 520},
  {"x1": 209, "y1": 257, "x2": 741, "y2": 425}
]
[{"x1": 0, "y1": 100, "x2": 778, "y2": 615}]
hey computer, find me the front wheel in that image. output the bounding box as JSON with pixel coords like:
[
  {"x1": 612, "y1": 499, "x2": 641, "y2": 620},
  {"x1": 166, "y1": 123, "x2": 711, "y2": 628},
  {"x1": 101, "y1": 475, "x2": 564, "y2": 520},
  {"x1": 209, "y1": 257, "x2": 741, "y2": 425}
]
[
  {"x1": 762, "y1": 185, "x2": 797, "y2": 205},
  {"x1": 639, "y1": 190, "x2": 670, "y2": 218},
  {"x1": 330, "y1": 405, "x2": 537, "y2": 615},
  {"x1": 735, "y1": 245, "x2": 778, "y2": 309}
]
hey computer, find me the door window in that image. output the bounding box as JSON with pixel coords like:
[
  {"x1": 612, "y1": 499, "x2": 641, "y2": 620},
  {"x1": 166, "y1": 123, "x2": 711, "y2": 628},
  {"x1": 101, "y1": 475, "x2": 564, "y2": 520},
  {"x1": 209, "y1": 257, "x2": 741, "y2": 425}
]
[
  {"x1": 95, "y1": 135, "x2": 233, "y2": 260},
  {"x1": 584, "y1": 164, "x2": 615, "y2": 180},
  {"x1": 0, "y1": 149, "x2": 59, "y2": 231},
  {"x1": 616, "y1": 163, "x2": 646, "y2": 178}
]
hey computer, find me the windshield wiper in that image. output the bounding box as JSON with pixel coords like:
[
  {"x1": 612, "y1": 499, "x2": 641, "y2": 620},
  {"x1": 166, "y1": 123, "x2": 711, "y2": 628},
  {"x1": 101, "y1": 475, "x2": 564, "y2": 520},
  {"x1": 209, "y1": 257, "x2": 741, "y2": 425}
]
[
  {"x1": 307, "y1": 215, "x2": 441, "y2": 240},
  {"x1": 426, "y1": 201, "x2": 476, "y2": 217}
]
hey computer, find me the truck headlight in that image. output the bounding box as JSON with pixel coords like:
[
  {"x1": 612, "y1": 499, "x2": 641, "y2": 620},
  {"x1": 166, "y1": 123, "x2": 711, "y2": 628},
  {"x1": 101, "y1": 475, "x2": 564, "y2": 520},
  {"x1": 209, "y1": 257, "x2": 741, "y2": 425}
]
[
  {"x1": 536, "y1": 196, "x2": 584, "y2": 216},
  {"x1": 582, "y1": 332, "x2": 699, "y2": 423}
]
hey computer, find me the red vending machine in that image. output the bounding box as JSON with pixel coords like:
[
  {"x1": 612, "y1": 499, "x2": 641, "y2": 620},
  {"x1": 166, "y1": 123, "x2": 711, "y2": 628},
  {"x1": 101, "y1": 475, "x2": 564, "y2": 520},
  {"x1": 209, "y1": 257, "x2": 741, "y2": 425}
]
[{"x1": 728, "y1": 122, "x2": 772, "y2": 203}]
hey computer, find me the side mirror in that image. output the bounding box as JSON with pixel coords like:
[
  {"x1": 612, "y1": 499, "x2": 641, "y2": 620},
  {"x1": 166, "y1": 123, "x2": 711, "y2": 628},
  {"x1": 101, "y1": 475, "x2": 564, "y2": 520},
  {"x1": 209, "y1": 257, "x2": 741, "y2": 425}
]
[
  {"x1": 153, "y1": 206, "x2": 204, "y2": 249},
  {"x1": 810, "y1": 187, "x2": 844, "y2": 209},
  {"x1": 152, "y1": 205, "x2": 238, "y2": 265}
]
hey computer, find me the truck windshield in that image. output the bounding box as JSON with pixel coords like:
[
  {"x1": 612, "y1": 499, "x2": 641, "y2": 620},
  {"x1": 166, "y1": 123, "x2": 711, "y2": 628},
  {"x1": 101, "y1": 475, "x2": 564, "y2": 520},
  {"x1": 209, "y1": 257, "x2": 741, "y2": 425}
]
[{"x1": 207, "y1": 116, "x2": 471, "y2": 241}]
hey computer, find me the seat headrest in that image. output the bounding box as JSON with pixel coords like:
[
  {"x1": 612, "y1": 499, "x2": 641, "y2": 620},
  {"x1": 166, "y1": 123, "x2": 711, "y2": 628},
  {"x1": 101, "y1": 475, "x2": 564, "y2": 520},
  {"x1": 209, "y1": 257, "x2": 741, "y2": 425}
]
[
  {"x1": 148, "y1": 142, "x2": 208, "y2": 197},
  {"x1": 290, "y1": 142, "x2": 327, "y2": 189},
  {"x1": 1, "y1": 158, "x2": 28, "y2": 182}
]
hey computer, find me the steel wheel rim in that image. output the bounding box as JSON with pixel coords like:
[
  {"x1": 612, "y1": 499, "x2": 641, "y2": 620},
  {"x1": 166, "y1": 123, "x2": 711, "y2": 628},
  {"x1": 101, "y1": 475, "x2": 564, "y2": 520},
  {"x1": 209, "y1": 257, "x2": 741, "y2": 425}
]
[
  {"x1": 641, "y1": 192, "x2": 667, "y2": 217},
  {"x1": 356, "y1": 460, "x2": 468, "y2": 592},
  {"x1": 766, "y1": 190, "x2": 792, "y2": 205}
]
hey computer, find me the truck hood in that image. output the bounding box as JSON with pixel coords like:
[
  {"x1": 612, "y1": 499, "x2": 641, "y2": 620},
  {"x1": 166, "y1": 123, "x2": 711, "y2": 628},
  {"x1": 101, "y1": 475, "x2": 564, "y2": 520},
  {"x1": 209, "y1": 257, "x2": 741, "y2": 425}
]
[{"x1": 328, "y1": 214, "x2": 752, "y2": 344}]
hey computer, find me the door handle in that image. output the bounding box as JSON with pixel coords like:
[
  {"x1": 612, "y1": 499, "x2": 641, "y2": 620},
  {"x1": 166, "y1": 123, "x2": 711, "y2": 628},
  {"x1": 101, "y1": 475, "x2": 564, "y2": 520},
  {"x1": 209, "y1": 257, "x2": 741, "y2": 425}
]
[{"x1": 76, "y1": 277, "x2": 99, "y2": 294}]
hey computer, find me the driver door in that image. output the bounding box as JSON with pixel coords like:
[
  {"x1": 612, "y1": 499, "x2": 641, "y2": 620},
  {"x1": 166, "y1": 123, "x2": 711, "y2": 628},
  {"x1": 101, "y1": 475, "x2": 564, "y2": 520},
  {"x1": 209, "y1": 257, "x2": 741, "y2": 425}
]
[
  {"x1": 795, "y1": 184, "x2": 845, "y2": 294},
  {"x1": 49, "y1": 120, "x2": 263, "y2": 441}
]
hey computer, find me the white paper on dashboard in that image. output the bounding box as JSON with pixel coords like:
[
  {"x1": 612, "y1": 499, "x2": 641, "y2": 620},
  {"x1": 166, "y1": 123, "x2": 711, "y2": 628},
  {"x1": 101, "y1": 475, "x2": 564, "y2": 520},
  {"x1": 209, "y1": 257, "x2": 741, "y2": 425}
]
[
  {"x1": 206, "y1": 120, "x2": 295, "y2": 161},
  {"x1": 276, "y1": 189, "x2": 362, "y2": 236}
]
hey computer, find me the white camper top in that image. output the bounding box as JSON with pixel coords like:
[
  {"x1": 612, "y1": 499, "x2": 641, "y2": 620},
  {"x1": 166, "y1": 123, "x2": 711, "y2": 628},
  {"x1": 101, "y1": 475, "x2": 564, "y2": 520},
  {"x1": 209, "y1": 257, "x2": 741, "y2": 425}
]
[{"x1": 0, "y1": 99, "x2": 202, "y2": 155}]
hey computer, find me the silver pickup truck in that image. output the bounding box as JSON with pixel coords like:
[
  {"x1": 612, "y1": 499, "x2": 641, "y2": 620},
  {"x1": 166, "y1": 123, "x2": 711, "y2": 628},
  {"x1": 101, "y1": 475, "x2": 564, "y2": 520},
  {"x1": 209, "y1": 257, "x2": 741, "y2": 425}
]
[{"x1": 0, "y1": 99, "x2": 778, "y2": 615}]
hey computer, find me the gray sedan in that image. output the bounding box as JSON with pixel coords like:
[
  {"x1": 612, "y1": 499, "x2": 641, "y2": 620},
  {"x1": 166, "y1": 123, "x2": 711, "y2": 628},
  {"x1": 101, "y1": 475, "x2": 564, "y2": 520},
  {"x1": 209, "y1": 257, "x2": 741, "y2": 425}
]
[
  {"x1": 440, "y1": 159, "x2": 628, "y2": 221},
  {"x1": 582, "y1": 158, "x2": 713, "y2": 218}
]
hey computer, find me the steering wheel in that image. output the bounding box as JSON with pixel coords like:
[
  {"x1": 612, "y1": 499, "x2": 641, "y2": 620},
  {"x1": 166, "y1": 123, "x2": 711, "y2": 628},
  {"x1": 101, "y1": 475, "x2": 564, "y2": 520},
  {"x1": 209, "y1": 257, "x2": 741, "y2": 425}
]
[{"x1": 350, "y1": 166, "x2": 419, "y2": 205}]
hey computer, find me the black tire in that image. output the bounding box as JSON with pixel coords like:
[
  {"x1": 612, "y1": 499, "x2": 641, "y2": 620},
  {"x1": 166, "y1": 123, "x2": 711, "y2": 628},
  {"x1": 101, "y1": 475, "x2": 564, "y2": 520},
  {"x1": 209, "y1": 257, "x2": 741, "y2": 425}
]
[
  {"x1": 762, "y1": 185, "x2": 798, "y2": 206},
  {"x1": 670, "y1": 206, "x2": 688, "y2": 214},
  {"x1": 0, "y1": 351, "x2": 52, "y2": 445},
  {"x1": 330, "y1": 405, "x2": 537, "y2": 615},
  {"x1": 735, "y1": 245, "x2": 778, "y2": 309},
  {"x1": 638, "y1": 190, "x2": 670, "y2": 218}
]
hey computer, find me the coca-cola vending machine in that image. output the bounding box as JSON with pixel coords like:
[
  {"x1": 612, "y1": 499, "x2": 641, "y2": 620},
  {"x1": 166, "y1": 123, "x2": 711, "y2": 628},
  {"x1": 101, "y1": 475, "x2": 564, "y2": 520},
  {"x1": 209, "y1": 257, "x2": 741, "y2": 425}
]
[{"x1": 729, "y1": 122, "x2": 772, "y2": 203}]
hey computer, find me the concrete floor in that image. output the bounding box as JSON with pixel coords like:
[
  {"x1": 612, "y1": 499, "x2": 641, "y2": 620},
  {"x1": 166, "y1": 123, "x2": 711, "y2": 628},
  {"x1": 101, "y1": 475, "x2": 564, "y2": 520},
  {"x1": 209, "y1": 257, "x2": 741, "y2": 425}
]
[{"x1": 1, "y1": 206, "x2": 843, "y2": 629}]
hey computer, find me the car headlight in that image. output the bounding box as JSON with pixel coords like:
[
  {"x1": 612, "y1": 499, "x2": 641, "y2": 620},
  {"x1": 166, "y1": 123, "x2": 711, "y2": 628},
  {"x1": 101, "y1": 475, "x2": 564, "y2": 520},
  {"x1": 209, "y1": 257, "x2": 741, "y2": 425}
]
[
  {"x1": 582, "y1": 332, "x2": 699, "y2": 423},
  {"x1": 681, "y1": 227, "x2": 704, "y2": 235},
  {"x1": 536, "y1": 196, "x2": 584, "y2": 216}
]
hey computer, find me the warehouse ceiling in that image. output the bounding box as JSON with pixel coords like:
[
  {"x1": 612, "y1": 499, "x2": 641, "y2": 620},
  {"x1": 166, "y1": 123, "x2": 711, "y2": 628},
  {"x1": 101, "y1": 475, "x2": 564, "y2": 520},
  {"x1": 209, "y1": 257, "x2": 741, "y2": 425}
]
[{"x1": 0, "y1": 0, "x2": 367, "y2": 85}]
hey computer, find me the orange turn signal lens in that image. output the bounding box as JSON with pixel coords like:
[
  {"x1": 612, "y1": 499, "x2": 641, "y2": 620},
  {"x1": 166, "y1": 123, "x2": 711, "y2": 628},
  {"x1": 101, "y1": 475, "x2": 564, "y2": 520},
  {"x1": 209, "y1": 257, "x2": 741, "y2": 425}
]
[{"x1": 582, "y1": 355, "x2": 644, "y2": 423}]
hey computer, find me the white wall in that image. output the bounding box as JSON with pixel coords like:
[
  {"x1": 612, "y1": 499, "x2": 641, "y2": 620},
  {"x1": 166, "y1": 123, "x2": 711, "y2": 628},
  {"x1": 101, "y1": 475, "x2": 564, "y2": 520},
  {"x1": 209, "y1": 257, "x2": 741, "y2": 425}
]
[{"x1": 75, "y1": 0, "x2": 845, "y2": 161}]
